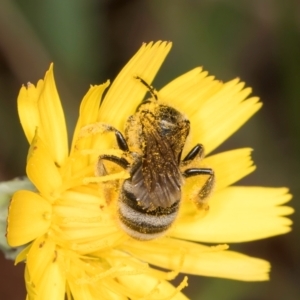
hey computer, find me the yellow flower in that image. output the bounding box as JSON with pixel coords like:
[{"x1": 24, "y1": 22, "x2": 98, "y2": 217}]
[{"x1": 7, "y1": 41, "x2": 293, "y2": 300}]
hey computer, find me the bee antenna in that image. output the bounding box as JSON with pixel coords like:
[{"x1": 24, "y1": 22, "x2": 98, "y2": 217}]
[{"x1": 134, "y1": 76, "x2": 158, "y2": 101}]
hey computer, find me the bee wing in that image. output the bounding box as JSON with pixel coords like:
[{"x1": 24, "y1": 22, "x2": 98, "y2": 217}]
[{"x1": 131, "y1": 125, "x2": 182, "y2": 210}]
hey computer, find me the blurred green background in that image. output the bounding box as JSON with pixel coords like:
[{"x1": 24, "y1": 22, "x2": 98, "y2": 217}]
[{"x1": 0, "y1": 0, "x2": 299, "y2": 299}]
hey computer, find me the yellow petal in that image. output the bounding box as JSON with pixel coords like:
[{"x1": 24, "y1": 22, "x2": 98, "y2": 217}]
[
  {"x1": 15, "y1": 243, "x2": 32, "y2": 265},
  {"x1": 190, "y1": 92, "x2": 261, "y2": 154},
  {"x1": 17, "y1": 82, "x2": 42, "y2": 144},
  {"x1": 37, "y1": 64, "x2": 68, "y2": 166},
  {"x1": 26, "y1": 131, "x2": 62, "y2": 199},
  {"x1": 159, "y1": 68, "x2": 262, "y2": 154},
  {"x1": 52, "y1": 189, "x2": 124, "y2": 254},
  {"x1": 15, "y1": 243, "x2": 31, "y2": 265},
  {"x1": 67, "y1": 279, "x2": 126, "y2": 300},
  {"x1": 173, "y1": 187, "x2": 293, "y2": 243},
  {"x1": 26, "y1": 237, "x2": 65, "y2": 300},
  {"x1": 204, "y1": 148, "x2": 255, "y2": 191},
  {"x1": 70, "y1": 81, "x2": 110, "y2": 172},
  {"x1": 66, "y1": 252, "x2": 185, "y2": 300},
  {"x1": 71, "y1": 81, "x2": 110, "y2": 152},
  {"x1": 116, "y1": 272, "x2": 188, "y2": 300},
  {"x1": 159, "y1": 67, "x2": 217, "y2": 115},
  {"x1": 7, "y1": 191, "x2": 51, "y2": 247},
  {"x1": 99, "y1": 41, "x2": 172, "y2": 130},
  {"x1": 123, "y1": 238, "x2": 270, "y2": 281},
  {"x1": 66, "y1": 253, "x2": 130, "y2": 299}
]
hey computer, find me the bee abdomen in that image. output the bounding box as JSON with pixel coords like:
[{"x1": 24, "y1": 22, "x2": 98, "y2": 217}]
[{"x1": 118, "y1": 181, "x2": 179, "y2": 240}]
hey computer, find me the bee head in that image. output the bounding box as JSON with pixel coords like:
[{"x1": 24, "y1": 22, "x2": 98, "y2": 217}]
[{"x1": 156, "y1": 105, "x2": 190, "y2": 137}]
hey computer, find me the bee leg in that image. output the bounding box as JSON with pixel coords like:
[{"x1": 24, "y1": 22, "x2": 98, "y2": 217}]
[
  {"x1": 182, "y1": 143, "x2": 204, "y2": 163},
  {"x1": 95, "y1": 127, "x2": 130, "y2": 177},
  {"x1": 98, "y1": 125, "x2": 129, "y2": 152},
  {"x1": 96, "y1": 155, "x2": 130, "y2": 205},
  {"x1": 183, "y1": 168, "x2": 215, "y2": 210},
  {"x1": 113, "y1": 130, "x2": 129, "y2": 152},
  {"x1": 99, "y1": 155, "x2": 130, "y2": 169},
  {"x1": 79, "y1": 122, "x2": 129, "y2": 151},
  {"x1": 97, "y1": 155, "x2": 130, "y2": 176}
]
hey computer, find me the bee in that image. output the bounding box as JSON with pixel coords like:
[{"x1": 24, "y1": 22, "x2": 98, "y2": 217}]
[{"x1": 97, "y1": 77, "x2": 215, "y2": 240}]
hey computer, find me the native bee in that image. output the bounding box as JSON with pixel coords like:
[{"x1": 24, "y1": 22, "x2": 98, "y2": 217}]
[{"x1": 97, "y1": 77, "x2": 215, "y2": 240}]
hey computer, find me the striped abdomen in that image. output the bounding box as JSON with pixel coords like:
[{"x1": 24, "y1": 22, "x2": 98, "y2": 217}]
[{"x1": 118, "y1": 180, "x2": 180, "y2": 240}]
